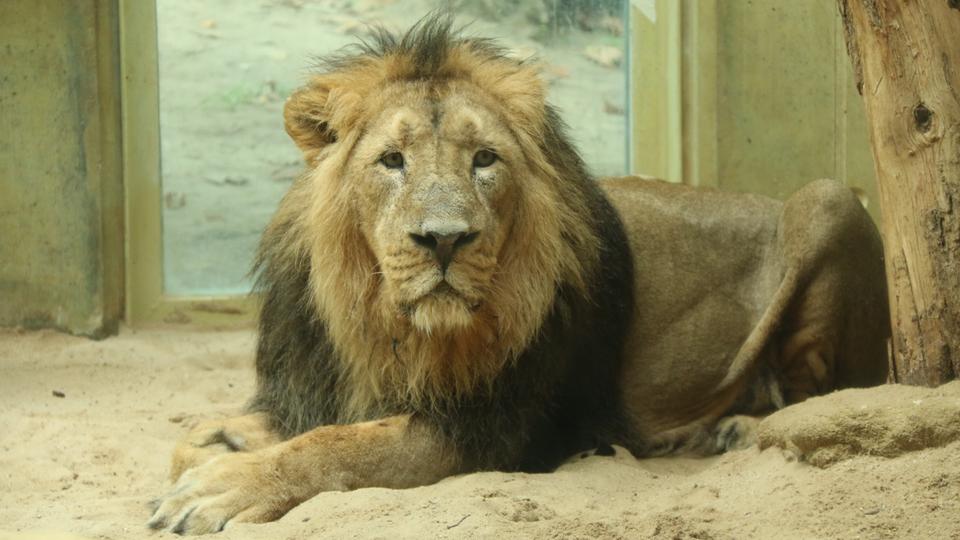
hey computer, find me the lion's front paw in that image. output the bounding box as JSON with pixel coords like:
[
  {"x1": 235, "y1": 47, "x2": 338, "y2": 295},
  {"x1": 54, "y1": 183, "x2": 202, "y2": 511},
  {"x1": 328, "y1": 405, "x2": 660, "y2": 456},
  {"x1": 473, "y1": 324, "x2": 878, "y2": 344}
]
[
  {"x1": 149, "y1": 451, "x2": 296, "y2": 535},
  {"x1": 171, "y1": 413, "x2": 281, "y2": 482}
]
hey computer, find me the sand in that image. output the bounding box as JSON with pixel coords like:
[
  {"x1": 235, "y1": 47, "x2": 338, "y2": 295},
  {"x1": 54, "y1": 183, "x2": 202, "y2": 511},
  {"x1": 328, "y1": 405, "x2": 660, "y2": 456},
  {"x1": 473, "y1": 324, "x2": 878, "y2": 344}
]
[{"x1": 2, "y1": 328, "x2": 960, "y2": 539}]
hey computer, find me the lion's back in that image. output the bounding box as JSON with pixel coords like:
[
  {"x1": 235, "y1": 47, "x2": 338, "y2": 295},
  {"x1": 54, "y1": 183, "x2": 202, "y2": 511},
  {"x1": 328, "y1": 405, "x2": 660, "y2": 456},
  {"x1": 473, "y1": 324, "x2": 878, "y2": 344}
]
[{"x1": 602, "y1": 176, "x2": 888, "y2": 453}]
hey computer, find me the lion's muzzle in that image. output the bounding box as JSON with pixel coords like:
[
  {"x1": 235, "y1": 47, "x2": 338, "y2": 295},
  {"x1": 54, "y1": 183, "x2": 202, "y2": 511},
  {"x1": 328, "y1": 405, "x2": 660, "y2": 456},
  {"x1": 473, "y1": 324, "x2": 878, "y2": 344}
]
[{"x1": 408, "y1": 219, "x2": 479, "y2": 274}]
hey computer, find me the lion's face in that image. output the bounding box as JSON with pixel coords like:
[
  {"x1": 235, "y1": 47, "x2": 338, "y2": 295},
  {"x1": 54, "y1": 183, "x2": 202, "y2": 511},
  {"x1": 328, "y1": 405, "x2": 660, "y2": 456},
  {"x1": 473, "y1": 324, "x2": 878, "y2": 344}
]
[
  {"x1": 344, "y1": 83, "x2": 525, "y2": 333},
  {"x1": 278, "y1": 33, "x2": 596, "y2": 376},
  {"x1": 270, "y1": 26, "x2": 600, "y2": 405}
]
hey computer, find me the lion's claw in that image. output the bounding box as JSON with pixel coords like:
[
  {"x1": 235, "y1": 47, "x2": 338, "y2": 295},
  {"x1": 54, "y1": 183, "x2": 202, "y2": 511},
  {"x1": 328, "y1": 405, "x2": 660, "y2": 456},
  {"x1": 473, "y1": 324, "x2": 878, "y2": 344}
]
[
  {"x1": 170, "y1": 506, "x2": 198, "y2": 535},
  {"x1": 149, "y1": 451, "x2": 290, "y2": 535},
  {"x1": 713, "y1": 415, "x2": 760, "y2": 452}
]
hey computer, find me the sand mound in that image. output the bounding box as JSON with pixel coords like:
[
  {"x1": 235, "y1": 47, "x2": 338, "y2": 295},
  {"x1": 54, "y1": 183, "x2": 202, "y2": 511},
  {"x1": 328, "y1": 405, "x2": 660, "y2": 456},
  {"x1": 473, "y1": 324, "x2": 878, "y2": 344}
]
[
  {"x1": 758, "y1": 381, "x2": 960, "y2": 467},
  {"x1": 2, "y1": 329, "x2": 960, "y2": 539}
]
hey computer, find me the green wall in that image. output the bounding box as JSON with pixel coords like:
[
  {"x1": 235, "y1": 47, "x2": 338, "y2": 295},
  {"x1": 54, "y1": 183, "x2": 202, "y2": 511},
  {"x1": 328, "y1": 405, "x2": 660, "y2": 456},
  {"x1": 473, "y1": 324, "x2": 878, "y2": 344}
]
[
  {"x1": 632, "y1": 0, "x2": 879, "y2": 222},
  {"x1": 715, "y1": 0, "x2": 877, "y2": 215},
  {"x1": 0, "y1": 1, "x2": 123, "y2": 337}
]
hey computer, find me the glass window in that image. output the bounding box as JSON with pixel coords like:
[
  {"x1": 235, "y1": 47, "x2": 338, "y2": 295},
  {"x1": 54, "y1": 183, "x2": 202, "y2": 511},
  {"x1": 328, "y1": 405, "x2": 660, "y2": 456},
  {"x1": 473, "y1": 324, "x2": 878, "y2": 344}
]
[{"x1": 157, "y1": 0, "x2": 629, "y2": 295}]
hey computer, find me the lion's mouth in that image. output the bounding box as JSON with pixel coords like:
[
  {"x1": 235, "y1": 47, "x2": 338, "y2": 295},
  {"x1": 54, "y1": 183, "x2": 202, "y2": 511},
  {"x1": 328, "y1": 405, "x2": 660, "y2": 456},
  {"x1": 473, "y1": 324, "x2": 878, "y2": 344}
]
[
  {"x1": 430, "y1": 280, "x2": 482, "y2": 307},
  {"x1": 431, "y1": 280, "x2": 458, "y2": 296},
  {"x1": 395, "y1": 278, "x2": 481, "y2": 332},
  {"x1": 400, "y1": 279, "x2": 482, "y2": 315}
]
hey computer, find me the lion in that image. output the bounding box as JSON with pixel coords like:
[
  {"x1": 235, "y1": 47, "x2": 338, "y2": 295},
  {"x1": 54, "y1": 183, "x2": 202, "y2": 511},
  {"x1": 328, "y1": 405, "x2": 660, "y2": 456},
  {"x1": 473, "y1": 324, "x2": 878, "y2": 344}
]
[{"x1": 148, "y1": 16, "x2": 890, "y2": 535}]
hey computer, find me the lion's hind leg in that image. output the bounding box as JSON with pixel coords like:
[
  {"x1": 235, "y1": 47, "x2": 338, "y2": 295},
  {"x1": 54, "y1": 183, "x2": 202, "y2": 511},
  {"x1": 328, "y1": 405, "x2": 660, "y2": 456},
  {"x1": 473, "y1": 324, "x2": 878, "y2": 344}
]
[
  {"x1": 170, "y1": 412, "x2": 282, "y2": 482},
  {"x1": 712, "y1": 415, "x2": 763, "y2": 452},
  {"x1": 633, "y1": 414, "x2": 762, "y2": 456},
  {"x1": 774, "y1": 179, "x2": 889, "y2": 401},
  {"x1": 711, "y1": 368, "x2": 785, "y2": 453}
]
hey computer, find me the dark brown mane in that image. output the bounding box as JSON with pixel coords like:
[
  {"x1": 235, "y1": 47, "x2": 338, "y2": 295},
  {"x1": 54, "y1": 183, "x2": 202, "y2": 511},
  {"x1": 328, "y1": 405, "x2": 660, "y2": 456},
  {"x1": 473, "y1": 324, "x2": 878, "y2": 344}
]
[
  {"x1": 317, "y1": 13, "x2": 512, "y2": 82},
  {"x1": 249, "y1": 14, "x2": 635, "y2": 471}
]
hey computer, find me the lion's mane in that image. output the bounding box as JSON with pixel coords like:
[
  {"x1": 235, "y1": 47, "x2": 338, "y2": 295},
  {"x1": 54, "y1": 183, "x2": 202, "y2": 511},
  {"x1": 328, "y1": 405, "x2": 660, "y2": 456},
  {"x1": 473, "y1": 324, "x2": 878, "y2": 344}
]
[{"x1": 248, "y1": 16, "x2": 635, "y2": 471}]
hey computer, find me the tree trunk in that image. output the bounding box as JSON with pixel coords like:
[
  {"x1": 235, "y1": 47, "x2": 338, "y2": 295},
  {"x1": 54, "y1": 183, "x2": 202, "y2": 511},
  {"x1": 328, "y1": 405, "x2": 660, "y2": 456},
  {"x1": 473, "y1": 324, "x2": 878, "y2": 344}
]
[{"x1": 837, "y1": 0, "x2": 960, "y2": 386}]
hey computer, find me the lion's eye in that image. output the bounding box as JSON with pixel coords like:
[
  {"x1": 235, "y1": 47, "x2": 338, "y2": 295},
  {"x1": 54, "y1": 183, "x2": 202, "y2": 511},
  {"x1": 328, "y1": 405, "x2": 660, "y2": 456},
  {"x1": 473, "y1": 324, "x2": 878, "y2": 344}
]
[
  {"x1": 473, "y1": 150, "x2": 498, "y2": 168},
  {"x1": 380, "y1": 152, "x2": 405, "y2": 169}
]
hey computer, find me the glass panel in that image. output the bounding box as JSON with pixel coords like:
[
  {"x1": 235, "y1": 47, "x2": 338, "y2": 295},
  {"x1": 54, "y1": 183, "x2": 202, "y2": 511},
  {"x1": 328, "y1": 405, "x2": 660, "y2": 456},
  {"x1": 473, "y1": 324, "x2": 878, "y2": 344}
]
[{"x1": 157, "y1": 0, "x2": 629, "y2": 295}]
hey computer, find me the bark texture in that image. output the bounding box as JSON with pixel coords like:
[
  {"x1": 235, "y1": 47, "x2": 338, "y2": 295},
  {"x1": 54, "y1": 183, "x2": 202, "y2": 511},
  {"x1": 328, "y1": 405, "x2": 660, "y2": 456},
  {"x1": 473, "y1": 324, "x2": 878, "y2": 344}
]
[{"x1": 838, "y1": 0, "x2": 960, "y2": 385}]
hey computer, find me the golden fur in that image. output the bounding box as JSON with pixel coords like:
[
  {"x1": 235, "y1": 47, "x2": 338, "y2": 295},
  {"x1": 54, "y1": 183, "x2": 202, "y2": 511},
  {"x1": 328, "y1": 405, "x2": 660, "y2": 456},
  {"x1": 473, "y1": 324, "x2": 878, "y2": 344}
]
[
  {"x1": 269, "y1": 36, "x2": 598, "y2": 416},
  {"x1": 150, "y1": 17, "x2": 889, "y2": 536}
]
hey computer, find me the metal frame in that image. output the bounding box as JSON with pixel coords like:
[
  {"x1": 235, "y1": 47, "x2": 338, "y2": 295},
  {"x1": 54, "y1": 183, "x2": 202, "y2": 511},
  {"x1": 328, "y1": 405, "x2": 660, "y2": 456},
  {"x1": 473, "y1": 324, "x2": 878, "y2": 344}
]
[
  {"x1": 630, "y1": 0, "x2": 718, "y2": 186},
  {"x1": 119, "y1": 0, "x2": 255, "y2": 327},
  {"x1": 119, "y1": 0, "x2": 657, "y2": 327}
]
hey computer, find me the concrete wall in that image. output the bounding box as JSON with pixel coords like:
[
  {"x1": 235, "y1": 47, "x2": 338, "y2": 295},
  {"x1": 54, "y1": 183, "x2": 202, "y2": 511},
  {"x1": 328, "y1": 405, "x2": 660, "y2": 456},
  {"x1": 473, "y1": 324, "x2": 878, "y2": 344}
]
[
  {"x1": 714, "y1": 0, "x2": 877, "y2": 217},
  {"x1": 0, "y1": 1, "x2": 123, "y2": 337},
  {"x1": 631, "y1": 0, "x2": 879, "y2": 222}
]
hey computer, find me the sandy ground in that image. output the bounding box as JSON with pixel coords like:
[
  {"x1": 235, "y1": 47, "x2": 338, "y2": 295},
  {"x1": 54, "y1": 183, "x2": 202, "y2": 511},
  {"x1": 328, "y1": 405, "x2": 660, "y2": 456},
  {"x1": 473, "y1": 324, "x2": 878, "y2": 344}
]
[
  {"x1": 2, "y1": 328, "x2": 960, "y2": 540},
  {"x1": 157, "y1": 0, "x2": 628, "y2": 295}
]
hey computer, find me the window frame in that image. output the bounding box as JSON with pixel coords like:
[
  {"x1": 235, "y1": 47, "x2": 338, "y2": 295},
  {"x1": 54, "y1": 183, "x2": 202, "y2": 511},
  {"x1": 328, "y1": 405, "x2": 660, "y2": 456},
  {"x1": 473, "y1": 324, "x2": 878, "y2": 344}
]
[
  {"x1": 119, "y1": 0, "x2": 662, "y2": 327},
  {"x1": 630, "y1": 0, "x2": 718, "y2": 187},
  {"x1": 120, "y1": 0, "x2": 255, "y2": 327}
]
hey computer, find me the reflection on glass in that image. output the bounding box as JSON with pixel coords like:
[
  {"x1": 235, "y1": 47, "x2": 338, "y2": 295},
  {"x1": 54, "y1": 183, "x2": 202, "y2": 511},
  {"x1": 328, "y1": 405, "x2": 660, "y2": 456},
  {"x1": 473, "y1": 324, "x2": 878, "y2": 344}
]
[{"x1": 158, "y1": 0, "x2": 628, "y2": 295}]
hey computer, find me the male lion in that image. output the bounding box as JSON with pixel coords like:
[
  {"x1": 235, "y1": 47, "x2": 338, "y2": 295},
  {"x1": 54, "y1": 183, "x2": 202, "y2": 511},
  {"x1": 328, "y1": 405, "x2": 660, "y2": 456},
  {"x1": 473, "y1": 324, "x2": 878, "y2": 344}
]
[{"x1": 149, "y1": 17, "x2": 889, "y2": 534}]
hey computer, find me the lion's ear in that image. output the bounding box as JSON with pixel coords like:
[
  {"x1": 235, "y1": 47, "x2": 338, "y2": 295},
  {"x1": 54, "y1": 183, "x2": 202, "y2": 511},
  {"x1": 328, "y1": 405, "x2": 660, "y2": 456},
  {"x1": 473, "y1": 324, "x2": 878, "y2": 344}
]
[{"x1": 284, "y1": 85, "x2": 338, "y2": 162}]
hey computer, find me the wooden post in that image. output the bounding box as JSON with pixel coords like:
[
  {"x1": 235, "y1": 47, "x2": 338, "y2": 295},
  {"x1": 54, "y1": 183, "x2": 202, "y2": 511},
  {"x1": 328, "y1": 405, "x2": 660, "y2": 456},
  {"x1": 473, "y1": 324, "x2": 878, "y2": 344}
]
[{"x1": 837, "y1": 0, "x2": 960, "y2": 385}]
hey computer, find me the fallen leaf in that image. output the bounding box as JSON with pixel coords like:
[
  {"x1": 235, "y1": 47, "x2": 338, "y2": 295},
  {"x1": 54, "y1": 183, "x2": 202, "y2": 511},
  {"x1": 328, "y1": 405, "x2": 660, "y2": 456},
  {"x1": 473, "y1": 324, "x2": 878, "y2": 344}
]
[
  {"x1": 584, "y1": 45, "x2": 622, "y2": 68},
  {"x1": 603, "y1": 98, "x2": 625, "y2": 116},
  {"x1": 164, "y1": 192, "x2": 187, "y2": 209}
]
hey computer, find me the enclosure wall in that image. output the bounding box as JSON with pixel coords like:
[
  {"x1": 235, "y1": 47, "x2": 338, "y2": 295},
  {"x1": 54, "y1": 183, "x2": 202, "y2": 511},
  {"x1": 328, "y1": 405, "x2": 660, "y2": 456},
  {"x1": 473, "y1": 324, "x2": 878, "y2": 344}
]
[
  {"x1": 0, "y1": 0, "x2": 123, "y2": 337},
  {"x1": 632, "y1": 0, "x2": 880, "y2": 222}
]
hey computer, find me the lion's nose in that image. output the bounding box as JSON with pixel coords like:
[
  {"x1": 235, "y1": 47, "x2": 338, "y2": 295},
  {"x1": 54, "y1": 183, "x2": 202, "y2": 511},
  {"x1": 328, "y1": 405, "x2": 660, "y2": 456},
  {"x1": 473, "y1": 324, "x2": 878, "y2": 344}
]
[{"x1": 409, "y1": 226, "x2": 479, "y2": 273}]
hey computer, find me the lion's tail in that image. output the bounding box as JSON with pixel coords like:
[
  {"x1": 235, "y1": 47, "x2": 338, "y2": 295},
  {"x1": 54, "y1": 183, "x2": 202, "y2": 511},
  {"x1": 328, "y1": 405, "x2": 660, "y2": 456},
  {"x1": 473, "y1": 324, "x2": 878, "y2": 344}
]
[
  {"x1": 712, "y1": 265, "x2": 801, "y2": 396},
  {"x1": 633, "y1": 265, "x2": 802, "y2": 457}
]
